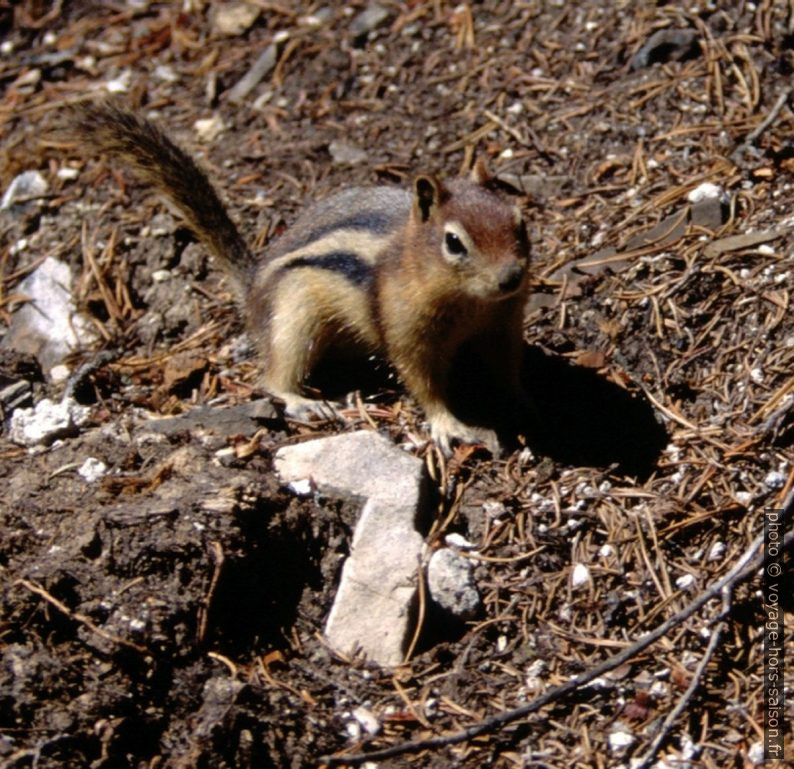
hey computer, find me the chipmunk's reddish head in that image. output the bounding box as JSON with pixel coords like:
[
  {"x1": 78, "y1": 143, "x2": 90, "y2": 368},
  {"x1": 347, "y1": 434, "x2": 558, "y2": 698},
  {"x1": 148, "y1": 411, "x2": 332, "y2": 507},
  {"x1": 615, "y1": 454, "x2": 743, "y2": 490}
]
[{"x1": 408, "y1": 162, "x2": 529, "y2": 301}]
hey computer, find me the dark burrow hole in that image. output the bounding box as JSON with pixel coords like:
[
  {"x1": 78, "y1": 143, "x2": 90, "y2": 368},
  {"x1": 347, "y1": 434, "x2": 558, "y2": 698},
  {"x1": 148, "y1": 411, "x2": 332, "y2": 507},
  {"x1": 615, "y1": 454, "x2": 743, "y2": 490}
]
[{"x1": 202, "y1": 503, "x2": 331, "y2": 657}]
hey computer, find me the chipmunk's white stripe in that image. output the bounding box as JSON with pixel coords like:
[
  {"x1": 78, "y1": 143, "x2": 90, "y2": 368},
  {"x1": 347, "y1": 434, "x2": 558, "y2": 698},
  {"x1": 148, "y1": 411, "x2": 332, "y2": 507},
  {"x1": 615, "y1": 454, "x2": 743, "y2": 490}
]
[{"x1": 255, "y1": 230, "x2": 390, "y2": 289}]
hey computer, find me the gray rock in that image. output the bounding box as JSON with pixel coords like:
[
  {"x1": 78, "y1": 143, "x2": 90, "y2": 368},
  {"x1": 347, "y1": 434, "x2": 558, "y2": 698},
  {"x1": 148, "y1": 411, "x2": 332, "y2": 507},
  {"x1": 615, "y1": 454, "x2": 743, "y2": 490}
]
[
  {"x1": 275, "y1": 431, "x2": 428, "y2": 666},
  {"x1": 140, "y1": 399, "x2": 278, "y2": 438},
  {"x1": 690, "y1": 196, "x2": 728, "y2": 230},
  {"x1": 427, "y1": 548, "x2": 481, "y2": 620}
]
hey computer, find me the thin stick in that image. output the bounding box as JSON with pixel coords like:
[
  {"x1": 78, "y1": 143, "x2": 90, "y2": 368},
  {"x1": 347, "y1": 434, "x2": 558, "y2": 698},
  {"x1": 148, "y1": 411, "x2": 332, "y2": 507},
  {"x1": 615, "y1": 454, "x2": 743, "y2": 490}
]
[{"x1": 634, "y1": 620, "x2": 725, "y2": 769}]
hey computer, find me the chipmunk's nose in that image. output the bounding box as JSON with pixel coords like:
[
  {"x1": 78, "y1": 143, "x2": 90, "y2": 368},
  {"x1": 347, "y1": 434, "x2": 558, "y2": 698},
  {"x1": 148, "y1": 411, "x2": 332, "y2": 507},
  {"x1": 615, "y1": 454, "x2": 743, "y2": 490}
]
[{"x1": 498, "y1": 261, "x2": 524, "y2": 294}]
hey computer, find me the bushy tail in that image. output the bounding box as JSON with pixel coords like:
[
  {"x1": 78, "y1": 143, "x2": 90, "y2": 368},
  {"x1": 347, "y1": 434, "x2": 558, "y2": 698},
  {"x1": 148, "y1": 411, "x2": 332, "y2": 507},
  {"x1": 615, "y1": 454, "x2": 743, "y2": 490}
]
[{"x1": 70, "y1": 102, "x2": 253, "y2": 291}]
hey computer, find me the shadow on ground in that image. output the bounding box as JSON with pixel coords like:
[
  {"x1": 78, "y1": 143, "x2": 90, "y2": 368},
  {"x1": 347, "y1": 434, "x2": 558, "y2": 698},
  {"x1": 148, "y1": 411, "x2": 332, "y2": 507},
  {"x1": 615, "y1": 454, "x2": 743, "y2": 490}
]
[{"x1": 520, "y1": 346, "x2": 669, "y2": 479}]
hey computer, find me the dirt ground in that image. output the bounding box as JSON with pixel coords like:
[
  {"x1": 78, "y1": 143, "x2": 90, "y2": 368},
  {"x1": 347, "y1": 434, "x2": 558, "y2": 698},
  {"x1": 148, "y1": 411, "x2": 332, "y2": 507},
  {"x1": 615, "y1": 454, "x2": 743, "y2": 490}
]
[{"x1": 1, "y1": 1, "x2": 792, "y2": 767}]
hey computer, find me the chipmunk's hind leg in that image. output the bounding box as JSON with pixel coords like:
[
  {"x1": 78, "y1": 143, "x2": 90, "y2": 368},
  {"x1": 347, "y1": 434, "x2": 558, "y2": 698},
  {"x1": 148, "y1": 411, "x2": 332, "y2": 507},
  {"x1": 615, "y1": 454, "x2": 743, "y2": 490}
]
[{"x1": 258, "y1": 276, "x2": 341, "y2": 420}]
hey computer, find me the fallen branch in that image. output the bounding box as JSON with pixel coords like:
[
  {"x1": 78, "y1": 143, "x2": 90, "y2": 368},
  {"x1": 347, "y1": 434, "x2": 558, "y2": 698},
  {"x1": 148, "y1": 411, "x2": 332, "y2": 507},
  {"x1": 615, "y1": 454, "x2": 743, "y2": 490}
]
[{"x1": 321, "y1": 489, "x2": 793, "y2": 766}]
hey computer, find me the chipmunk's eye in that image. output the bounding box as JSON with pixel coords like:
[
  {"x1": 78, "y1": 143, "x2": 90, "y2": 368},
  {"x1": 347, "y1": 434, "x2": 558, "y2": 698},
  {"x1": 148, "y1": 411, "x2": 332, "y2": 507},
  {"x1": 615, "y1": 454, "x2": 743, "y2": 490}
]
[{"x1": 445, "y1": 231, "x2": 467, "y2": 257}]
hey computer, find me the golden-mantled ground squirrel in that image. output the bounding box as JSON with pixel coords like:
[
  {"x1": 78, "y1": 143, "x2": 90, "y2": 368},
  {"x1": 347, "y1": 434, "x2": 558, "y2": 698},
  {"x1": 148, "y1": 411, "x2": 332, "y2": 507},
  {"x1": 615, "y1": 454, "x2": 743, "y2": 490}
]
[{"x1": 73, "y1": 103, "x2": 531, "y2": 453}]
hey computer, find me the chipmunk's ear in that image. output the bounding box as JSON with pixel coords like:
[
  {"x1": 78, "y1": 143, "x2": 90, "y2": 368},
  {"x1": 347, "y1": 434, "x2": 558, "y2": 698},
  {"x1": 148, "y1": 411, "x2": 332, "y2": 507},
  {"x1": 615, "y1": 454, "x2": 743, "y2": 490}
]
[
  {"x1": 470, "y1": 156, "x2": 491, "y2": 185},
  {"x1": 413, "y1": 175, "x2": 442, "y2": 222}
]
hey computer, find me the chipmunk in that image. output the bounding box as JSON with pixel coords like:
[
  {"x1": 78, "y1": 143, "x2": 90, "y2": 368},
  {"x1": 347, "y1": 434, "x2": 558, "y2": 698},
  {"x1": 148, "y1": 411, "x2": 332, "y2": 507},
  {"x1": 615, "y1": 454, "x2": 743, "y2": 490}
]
[{"x1": 72, "y1": 103, "x2": 531, "y2": 453}]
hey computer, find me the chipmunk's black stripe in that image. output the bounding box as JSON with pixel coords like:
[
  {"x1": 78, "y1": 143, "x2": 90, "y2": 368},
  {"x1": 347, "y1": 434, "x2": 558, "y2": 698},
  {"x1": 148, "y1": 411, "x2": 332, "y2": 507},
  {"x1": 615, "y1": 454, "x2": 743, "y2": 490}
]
[{"x1": 283, "y1": 251, "x2": 374, "y2": 286}]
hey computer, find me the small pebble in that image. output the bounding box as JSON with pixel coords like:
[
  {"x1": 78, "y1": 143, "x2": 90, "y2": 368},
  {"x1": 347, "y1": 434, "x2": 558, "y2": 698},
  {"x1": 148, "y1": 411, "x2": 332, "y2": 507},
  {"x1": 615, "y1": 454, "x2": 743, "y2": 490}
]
[
  {"x1": 350, "y1": 4, "x2": 389, "y2": 38},
  {"x1": 675, "y1": 574, "x2": 695, "y2": 591},
  {"x1": 571, "y1": 562, "x2": 591, "y2": 588},
  {"x1": 213, "y1": 2, "x2": 260, "y2": 37},
  {"x1": 288, "y1": 478, "x2": 313, "y2": 496},
  {"x1": 747, "y1": 741, "x2": 765, "y2": 765},
  {"x1": 194, "y1": 114, "x2": 226, "y2": 143},
  {"x1": 764, "y1": 470, "x2": 785, "y2": 490},
  {"x1": 329, "y1": 140, "x2": 368, "y2": 165},
  {"x1": 352, "y1": 706, "x2": 380, "y2": 737},
  {"x1": 608, "y1": 725, "x2": 635, "y2": 752},
  {"x1": 154, "y1": 64, "x2": 179, "y2": 83},
  {"x1": 105, "y1": 69, "x2": 131, "y2": 93},
  {"x1": 444, "y1": 532, "x2": 476, "y2": 550},
  {"x1": 78, "y1": 457, "x2": 108, "y2": 483},
  {"x1": 57, "y1": 167, "x2": 80, "y2": 181},
  {"x1": 598, "y1": 543, "x2": 614, "y2": 558},
  {"x1": 707, "y1": 541, "x2": 725, "y2": 562},
  {"x1": 687, "y1": 182, "x2": 725, "y2": 203}
]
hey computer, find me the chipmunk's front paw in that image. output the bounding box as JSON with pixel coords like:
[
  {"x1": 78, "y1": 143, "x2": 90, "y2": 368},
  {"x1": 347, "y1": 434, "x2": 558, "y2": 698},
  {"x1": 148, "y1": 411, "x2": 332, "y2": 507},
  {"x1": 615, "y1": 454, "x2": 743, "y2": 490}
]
[{"x1": 429, "y1": 412, "x2": 500, "y2": 456}]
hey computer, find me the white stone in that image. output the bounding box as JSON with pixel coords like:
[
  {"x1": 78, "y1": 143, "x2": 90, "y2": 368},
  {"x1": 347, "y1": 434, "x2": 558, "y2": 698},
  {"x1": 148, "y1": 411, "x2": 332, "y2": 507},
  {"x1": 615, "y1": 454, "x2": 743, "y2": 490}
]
[
  {"x1": 482, "y1": 499, "x2": 506, "y2": 518},
  {"x1": 57, "y1": 167, "x2": 80, "y2": 181},
  {"x1": 747, "y1": 741, "x2": 764, "y2": 765},
  {"x1": 735, "y1": 490, "x2": 752, "y2": 505},
  {"x1": 649, "y1": 680, "x2": 668, "y2": 698},
  {"x1": 275, "y1": 431, "x2": 426, "y2": 666},
  {"x1": 9, "y1": 396, "x2": 90, "y2": 447},
  {"x1": 153, "y1": 64, "x2": 179, "y2": 83},
  {"x1": 49, "y1": 364, "x2": 71, "y2": 383},
  {"x1": 427, "y1": 548, "x2": 480, "y2": 619},
  {"x1": 4, "y1": 256, "x2": 96, "y2": 372},
  {"x1": 598, "y1": 543, "x2": 614, "y2": 558},
  {"x1": 571, "y1": 562, "x2": 591, "y2": 588},
  {"x1": 213, "y1": 2, "x2": 260, "y2": 36},
  {"x1": 194, "y1": 114, "x2": 226, "y2": 143},
  {"x1": 444, "y1": 532, "x2": 476, "y2": 550},
  {"x1": 687, "y1": 182, "x2": 725, "y2": 203},
  {"x1": 275, "y1": 430, "x2": 423, "y2": 503},
  {"x1": 351, "y1": 706, "x2": 380, "y2": 737},
  {"x1": 1, "y1": 170, "x2": 48, "y2": 210},
  {"x1": 764, "y1": 470, "x2": 785, "y2": 490},
  {"x1": 675, "y1": 574, "x2": 695, "y2": 591},
  {"x1": 707, "y1": 540, "x2": 725, "y2": 562},
  {"x1": 609, "y1": 726, "x2": 635, "y2": 752},
  {"x1": 105, "y1": 69, "x2": 131, "y2": 93},
  {"x1": 325, "y1": 496, "x2": 423, "y2": 665},
  {"x1": 78, "y1": 457, "x2": 108, "y2": 482},
  {"x1": 287, "y1": 479, "x2": 312, "y2": 496},
  {"x1": 525, "y1": 658, "x2": 547, "y2": 690}
]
